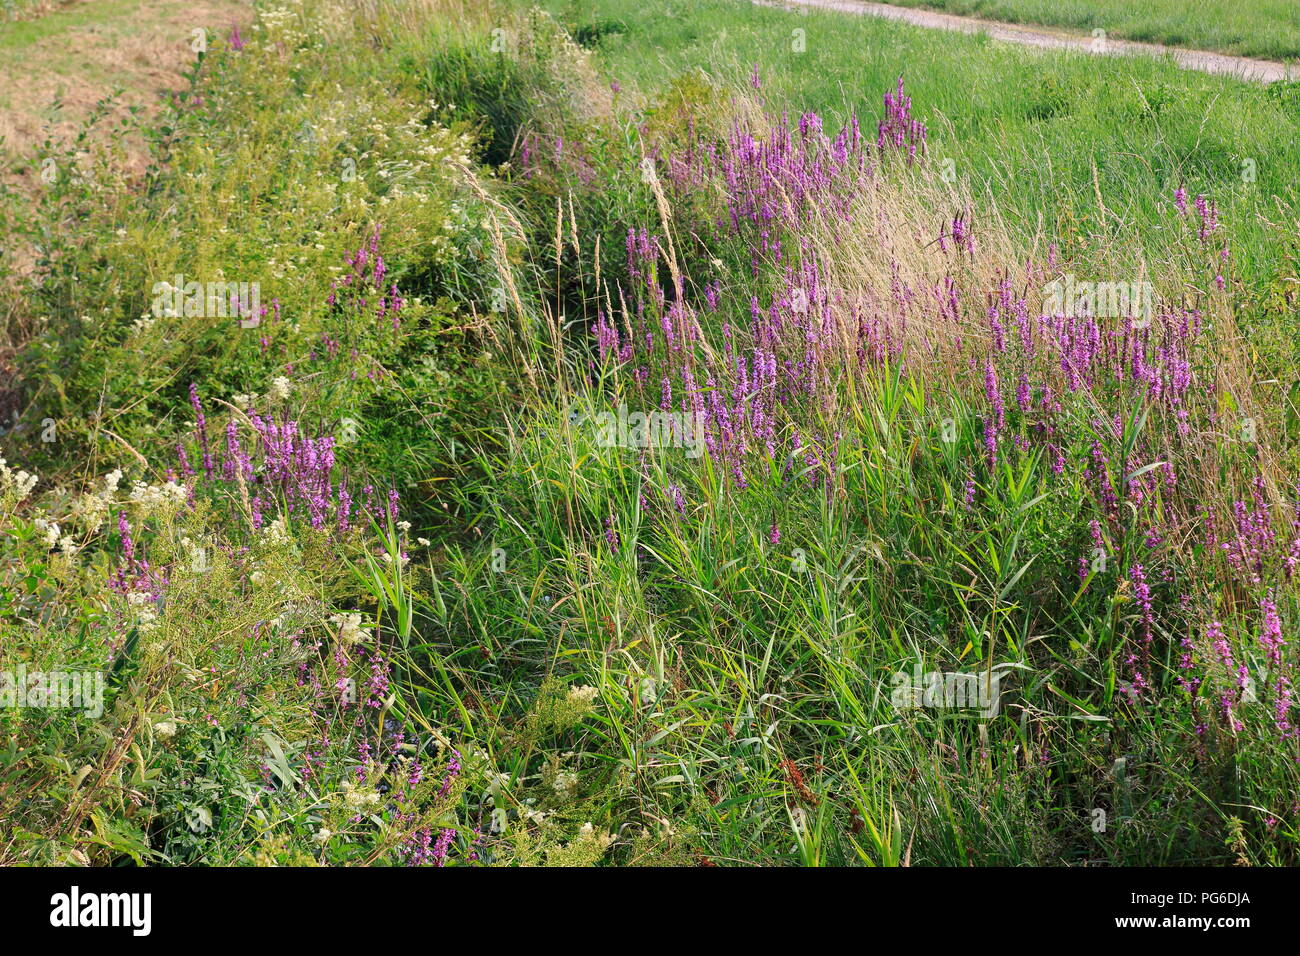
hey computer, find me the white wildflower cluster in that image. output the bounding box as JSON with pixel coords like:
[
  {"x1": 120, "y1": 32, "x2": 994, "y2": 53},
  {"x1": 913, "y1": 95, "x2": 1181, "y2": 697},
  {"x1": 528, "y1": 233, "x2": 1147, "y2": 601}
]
[
  {"x1": 179, "y1": 536, "x2": 208, "y2": 571},
  {"x1": 576, "y1": 822, "x2": 615, "y2": 853},
  {"x1": 0, "y1": 456, "x2": 38, "y2": 500},
  {"x1": 132, "y1": 313, "x2": 159, "y2": 334},
  {"x1": 341, "y1": 781, "x2": 381, "y2": 811},
  {"x1": 257, "y1": 0, "x2": 310, "y2": 50},
  {"x1": 154, "y1": 719, "x2": 178, "y2": 739},
  {"x1": 568, "y1": 684, "x2": 598, "y2": 706},
  {"x1": 128, "y1": 479, "x2": 187, "y2": 515},
  {"x1": 268, "y1": 376, "x2": 293, "y2": 402},
  {"x1": 552, "y1": 769, "x2": 579, "y2": 798},
  {"x1": 30, "y1": 516, "x2": 76, "y2": 556},
  {"x1": 520, "y1": 799, "x2": 548, "y2": 826},
  {"x1": 127, "y1": 589, "x2": 161, "y2": 634},
  {"x1": 33, "y1": 517, "x2": 59, "y2": 548},
  {"x1": 264, "y1": 515, "x2": 291, "y2": 545},
  {"x1": 77, "y1": 469, "x2": 122, "y2": 533},
  {"x1": 330, "y1": 612, "x2": 369, "y2": 645},
  {"x1": 418, "y1": 126, "x2": 475, "y2": 171}
]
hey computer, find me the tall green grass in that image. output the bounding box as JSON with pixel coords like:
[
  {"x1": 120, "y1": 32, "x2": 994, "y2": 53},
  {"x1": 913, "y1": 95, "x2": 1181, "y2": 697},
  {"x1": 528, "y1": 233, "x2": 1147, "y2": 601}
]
[
  {"x1": 537, "y1": 0, "x2": 1300, "y2": 287},
  {"x1": 4, "y1": 0, "x2": 1300, "y2": 867},
  {"x1": 874, "y1": 0, "x2": 1300, "y2": 62}
]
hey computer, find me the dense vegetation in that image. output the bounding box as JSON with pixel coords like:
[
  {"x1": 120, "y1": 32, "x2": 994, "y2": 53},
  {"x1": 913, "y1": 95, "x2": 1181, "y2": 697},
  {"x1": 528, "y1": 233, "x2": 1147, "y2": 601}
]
[{"x1": 1, "y1": 0, "x2": 1299, "y2": 865}]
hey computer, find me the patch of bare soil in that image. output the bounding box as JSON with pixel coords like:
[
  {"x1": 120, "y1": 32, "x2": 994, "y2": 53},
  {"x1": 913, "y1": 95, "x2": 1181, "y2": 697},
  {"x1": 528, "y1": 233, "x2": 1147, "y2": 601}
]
[
  {"x1": 1, "y1": 0, "x2": 251, "y2": 190},
  {"x1": 0, "y1": 0, "x2": 249, "y2": 410}
]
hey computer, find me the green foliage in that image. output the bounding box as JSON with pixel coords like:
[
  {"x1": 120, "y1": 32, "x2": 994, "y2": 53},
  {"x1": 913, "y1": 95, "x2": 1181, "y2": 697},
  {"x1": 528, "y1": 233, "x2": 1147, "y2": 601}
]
[{"x1": 3, "y1": 0, "x2": 1300, "y2": 868}]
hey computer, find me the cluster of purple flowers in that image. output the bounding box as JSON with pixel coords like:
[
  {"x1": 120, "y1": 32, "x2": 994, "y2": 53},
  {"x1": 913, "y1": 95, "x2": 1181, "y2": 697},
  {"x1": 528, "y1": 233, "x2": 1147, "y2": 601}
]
[
  {"x1": 182, "y1": 385, "x2": 397, "y2": 534},
  {"x1": 326, "y1": 225, "x2": 406, "y2": 333},
  {"x1": 590, "y1": 79, "x2": 1298, "y2": 740},
  {"x1": 876, "y1": 76, "x2": 927, "y2": 165}
]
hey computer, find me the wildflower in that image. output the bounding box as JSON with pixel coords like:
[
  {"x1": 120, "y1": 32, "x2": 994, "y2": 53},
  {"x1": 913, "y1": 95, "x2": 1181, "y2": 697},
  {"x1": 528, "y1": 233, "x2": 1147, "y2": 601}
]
[
  {"x1": 578, "y1": 822, "x2": 614, "y2": 851},
  {"x1": 342, "y1": 781, "x2": 381, "y2": 810},
  {"x1": 268, "y1": 376, "x2": 293, "y2": 402},
  {"x1": 1015, "y1": 371, "x2": 1031, "y2": 412},
  {"x1": 431, "y1": 827, "x2": 456, "y2": 867},
  {"x1": 553, "y1": 769, "x2": 579, "y2": 797},
  {"x1": 190, "y1": 383, "x2": 213, "y2": 478},
  {"x1": 435, "y1": 748, "x2": 461, "y2": 800},
  {"x1": 331, "y1": 612, "x2": 369, "y2": 645},
  {"x1": 1259, "y1": 594, "x2": 1286, "y2": 670},
  {"x1": 33, "y1": 518, "x2": 59, "y2": 548},
  {"x1": 1177, "y1": 627, "x2": 1201, "y2": 695},
  {"x1": 264, "y1": 515, "x2": 291, "y2": 545},
  {"x1": 1194, "y1": 194, "x2": 1219, "y2": 241},
  {"x1": 0, "y1": 457, "x2": 38, "y2": 499},
  {"x1": 982, "y1": 418, "x2": 998, "y2": 468},
  {"x1": 984, "y1": 359, "x2": 1004, "y2": 430}
]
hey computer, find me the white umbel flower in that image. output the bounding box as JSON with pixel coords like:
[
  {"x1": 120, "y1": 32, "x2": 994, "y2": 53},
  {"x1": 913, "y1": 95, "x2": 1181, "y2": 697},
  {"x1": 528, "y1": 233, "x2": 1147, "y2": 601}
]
[
  {"x1": 268, "y1": 376, "x2": 292, "y2": 402},
  {"x1": 330, "y1": 612, "x2": 369, "y2": 645}
]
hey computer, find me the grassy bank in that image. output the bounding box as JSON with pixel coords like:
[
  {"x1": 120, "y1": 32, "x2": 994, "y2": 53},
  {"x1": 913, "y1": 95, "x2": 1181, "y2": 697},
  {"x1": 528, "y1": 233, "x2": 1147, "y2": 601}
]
[
  {"x1": 536, "y1": 0, "x2": 1300, "y2": 427},
  {"x1": 537, "y1": 1, "x2": 1300, "y2": 285},
  {"x1": 2, "y1": 0, "x2": 1300, "y2": 867}
]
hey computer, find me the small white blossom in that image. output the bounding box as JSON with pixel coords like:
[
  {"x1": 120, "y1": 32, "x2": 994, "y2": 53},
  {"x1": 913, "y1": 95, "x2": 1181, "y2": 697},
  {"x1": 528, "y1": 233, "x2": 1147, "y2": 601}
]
[
  {"x1": 268, "y1": 376, "x2": 293, "y2": 402},
  {"x1": 264, "y1": 515, "x2": 291, "y2": 545},
  {"x1": 568, "y1": 684, "x2": 598, "y2": 706},
  {"x1": 0, "y1": 457, "x2": 38, "y2": 498},
  {"x1": 330, "y1": 612, "x2": 369, "y2": 645}
]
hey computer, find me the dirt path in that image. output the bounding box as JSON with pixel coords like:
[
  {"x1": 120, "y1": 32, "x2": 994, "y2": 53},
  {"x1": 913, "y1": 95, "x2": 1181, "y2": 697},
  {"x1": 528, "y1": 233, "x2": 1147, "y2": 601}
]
[
  {"x1": 0, "y1": 0, "x2": 250, "y2": 373},
  {"x1": 768, "y1": 0, "x2": 1299, "y2": 84},
  {"x1": 1, "y1": 0, "x2": 250, "y2": 184}
]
